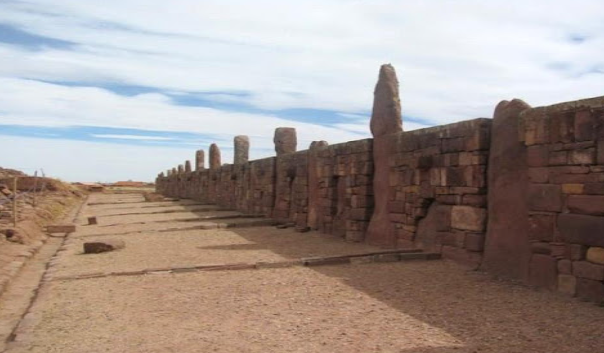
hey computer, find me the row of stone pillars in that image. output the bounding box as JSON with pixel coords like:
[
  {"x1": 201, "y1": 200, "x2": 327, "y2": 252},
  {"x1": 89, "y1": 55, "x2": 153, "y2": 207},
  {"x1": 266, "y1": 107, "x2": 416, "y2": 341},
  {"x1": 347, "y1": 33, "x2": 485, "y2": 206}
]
[{"x1": 161, "y1": 128, "x2": 300, "y2": 178}]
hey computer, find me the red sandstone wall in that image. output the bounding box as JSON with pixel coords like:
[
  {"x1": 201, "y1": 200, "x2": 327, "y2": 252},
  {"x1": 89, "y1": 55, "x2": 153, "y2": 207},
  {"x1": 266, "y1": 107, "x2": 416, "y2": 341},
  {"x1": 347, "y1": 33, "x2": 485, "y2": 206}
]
[
  {"x1": 520, "y1": 97, "x2": 604, "y2": 301},
  {"x1": 313, "y1": 139, "x2": 373, "y2": 240},
  {"x1": 386, "y1": 119, "x2": 491, "y2": 267},
  {"x1": 154, "y1": 95, "x2": 604, "y2": 303}
]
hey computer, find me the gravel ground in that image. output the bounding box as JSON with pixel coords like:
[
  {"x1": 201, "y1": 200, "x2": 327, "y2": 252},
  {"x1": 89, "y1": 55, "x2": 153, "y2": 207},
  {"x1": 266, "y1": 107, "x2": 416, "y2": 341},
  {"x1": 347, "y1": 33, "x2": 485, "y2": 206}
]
[
  {"x1": 7, "y1": 193, "x2": 604, "y2": 353},
  {"x1": 14, "y1": 262, "x2": 604, "y2": 353}
]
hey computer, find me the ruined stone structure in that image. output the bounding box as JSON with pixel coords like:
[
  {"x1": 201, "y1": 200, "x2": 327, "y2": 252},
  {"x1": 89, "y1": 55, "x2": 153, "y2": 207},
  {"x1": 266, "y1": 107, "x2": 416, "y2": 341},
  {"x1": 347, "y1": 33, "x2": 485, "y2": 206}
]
[
  {"x1": 156, "y1": 65, "x2": 604, "y2": 303},
  {"x1": 234, "y1": 135, "x2": 250, "y2": 165},
  {"x1": 195, "y1": 150, "x2": 205, "y2": 171}
]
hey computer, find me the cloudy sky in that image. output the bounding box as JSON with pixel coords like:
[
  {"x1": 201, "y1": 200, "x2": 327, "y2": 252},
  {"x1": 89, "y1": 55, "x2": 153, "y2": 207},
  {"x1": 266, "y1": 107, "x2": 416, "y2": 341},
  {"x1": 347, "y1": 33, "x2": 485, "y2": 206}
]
[{"x1": 0, "y1": 0, "x2": 603, "y2": 182}]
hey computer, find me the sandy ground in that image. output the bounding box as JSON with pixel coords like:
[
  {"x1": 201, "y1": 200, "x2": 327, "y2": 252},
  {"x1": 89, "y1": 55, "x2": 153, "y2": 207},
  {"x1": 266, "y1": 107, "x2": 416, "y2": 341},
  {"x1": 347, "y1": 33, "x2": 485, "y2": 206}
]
[{"x1": 5, "y1": 193, "x2": 604, "y2": 353}]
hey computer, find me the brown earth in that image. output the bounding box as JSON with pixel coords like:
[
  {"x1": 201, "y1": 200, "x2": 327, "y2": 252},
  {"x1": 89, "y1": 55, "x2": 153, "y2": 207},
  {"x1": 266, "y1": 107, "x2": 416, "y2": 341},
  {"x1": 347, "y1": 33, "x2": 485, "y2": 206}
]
[{"x1": 2, "y1": 192, "x2": 604, "y2": 353}]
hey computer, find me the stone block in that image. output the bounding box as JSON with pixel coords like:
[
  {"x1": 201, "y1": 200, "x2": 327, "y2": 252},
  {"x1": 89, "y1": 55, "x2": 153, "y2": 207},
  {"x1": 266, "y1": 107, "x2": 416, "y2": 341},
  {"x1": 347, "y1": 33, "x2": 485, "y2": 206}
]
[
  {"x1": 46, "y1": 225, "x2": 76, "y2": 234},
  {"x1": 528, "y1": 213, "x2": 555, "y2": 242},
  {"x1": 461, "y1": 194, "x2": 487, "y2": 207},
  {"x1": 531, "y1": 242, "x2": 551, "y2": 254},
  {"x1": 558, "y1": 214, "x2": 604, "y2": 247},
  {"x1": 528, "y1": 254, "x2": 558, "y2": 290},
  {"x1": 548, "y1": 151, "x2": 568, "y2": 165},
  {"x1": 562, "y1": 184, "x2": 584, "y2": 194},
  {"x1": 550, "y1": 243, "x2": 567, "y2": 258},
  {"x1": 585, "y1": 183, "x2": 604, "y2": 195},
  {"x1": 574, "y1": 110, "x2": 595, "y2": 141},
  {"x1": 527, "y1": 184, "x2": 563, "y2": 212},
  {"x1": 567, "y1": 195, "x2": 604, "y2": 216},
  {"x1": 557, "y1": 274, "x2": 577, "y2": 296},
  {"x1": 587, "y1": 247, "x2": 604, "y2": 265},
  {"x1": 573, "y1": 261, "x2": 604, "y2": 280},
  {"x1": 527, "y1": 145, "x2": 549, "y2": 167},
  {"x1": 464, "y1": 233, "x2": 485, "y2": 252},
  {"x1": 528, "y1": 168, "x2": 549, "y2": 183},
  {"x1": 441, "y1": 245, "x2": 482, "y2": 268},
  {"x1": 83, "y1": 239, "x2": 125, "y2": 254},
  {"x1": 569, "y1": 244, "x2": 588, "y2": 260},
  {"x1": 451, "y1": 206, "x2": 486, "y2": 232},
  {"x1": 576, "y1": 278, "x2": 604, "y2": 303},
  {"x1": 557, "y1": 259, "x2": 572, "y2": 274},
  {"x1": 569, "y1": 149, "x2": 596, "y2": 165}
]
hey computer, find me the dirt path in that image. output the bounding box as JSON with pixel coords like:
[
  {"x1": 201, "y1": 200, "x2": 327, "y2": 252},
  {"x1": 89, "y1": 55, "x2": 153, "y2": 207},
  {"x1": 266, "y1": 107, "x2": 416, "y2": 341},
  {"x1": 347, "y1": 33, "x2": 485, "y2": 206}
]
[{"x1": 3, "y1": 193, "x2": 604, "y2": 352}]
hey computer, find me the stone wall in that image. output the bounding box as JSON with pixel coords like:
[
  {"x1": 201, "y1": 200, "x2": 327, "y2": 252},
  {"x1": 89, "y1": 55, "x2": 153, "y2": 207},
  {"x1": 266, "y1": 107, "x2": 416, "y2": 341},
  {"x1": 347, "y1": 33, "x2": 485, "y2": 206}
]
[
  {"x1": 155, "y1": 65, "x2": 604, "y2": 303},
  {"x1": 521, "y1": 97, "x2": 604, "y2": 301},
  {"x1": 387, "y1": 119, "x2": 491, "y2": 268}
]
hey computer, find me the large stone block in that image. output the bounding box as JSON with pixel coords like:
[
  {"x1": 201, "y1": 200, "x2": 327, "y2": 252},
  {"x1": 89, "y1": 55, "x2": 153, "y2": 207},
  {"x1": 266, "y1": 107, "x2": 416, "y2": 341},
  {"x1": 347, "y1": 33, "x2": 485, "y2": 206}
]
[
  {"x1": 528, "y1": 254, "x2": 558, "y2": 290},
  {"x1": 451, "y1": 206, "x2": 486, "y2": 231},
  {"x1": 572, "y1": 261, "x2": 604, "y2": 281},
  {"x1": 528, "y1": 213, "x2": 555, "y2": 241},
  {"x1": 567, "y1": 195, "x2": 604, "y2": 216},
  {"x1": 575, "y1": 278, "x2": 604, "y2": 303},
  {"x1": 83, "y1": 239, "x2": 125, "y2": 254},
  {"x1": 587, "y1": 247, "x2": 604, "y2": 265},
  {"x1": 557, "y1": 274, "x2": 577, "y2": 296},
  {"x1": 527, "y1": 184, "x2": 563, "y2": 212},
  {"x1": 558, "y1": 214, "x2": 604, "y2": 247},
  {"x1": 527, "y1": 145, "x2": 549, "y2": 167}
]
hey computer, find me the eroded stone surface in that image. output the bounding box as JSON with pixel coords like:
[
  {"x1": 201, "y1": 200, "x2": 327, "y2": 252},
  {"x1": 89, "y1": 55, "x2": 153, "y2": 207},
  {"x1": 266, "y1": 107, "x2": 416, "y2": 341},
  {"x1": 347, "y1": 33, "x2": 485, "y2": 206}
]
[
  {"x1": 274, "y1": 128, "x2": 297, "y2": 156},
  {"x1": 234, "y1": 135, "x2": 250, "y2": 165},
  {"x1": 209, "y1": 144, "x2": 221, "y2": 170},
  {"x1": 195, "y1": 150, "x2": 205, "y2": 171}
]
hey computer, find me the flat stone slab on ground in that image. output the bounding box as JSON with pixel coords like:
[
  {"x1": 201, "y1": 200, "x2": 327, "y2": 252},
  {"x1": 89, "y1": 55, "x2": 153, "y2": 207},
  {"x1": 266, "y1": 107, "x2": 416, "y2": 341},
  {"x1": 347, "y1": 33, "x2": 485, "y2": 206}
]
[{"x1": 83, "y1": 240, "x2": 125, "y2": 254}]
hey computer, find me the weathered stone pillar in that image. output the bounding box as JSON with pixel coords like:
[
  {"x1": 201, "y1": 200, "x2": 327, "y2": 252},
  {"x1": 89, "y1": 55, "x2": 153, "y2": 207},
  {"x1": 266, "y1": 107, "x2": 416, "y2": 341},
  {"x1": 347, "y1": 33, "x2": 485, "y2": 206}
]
[
  {"x1": 177, "y1": 164, "x2": 184, "y2": 174},
  {"x1": 195, "y1": 150, "x2": 205, "y2": 171},
  {"x1": 274, "y1": 128, "x2": 297, "y2": 156},
  {"x1": 185, "y1": 160, "x2": 192, "y2": 173},
  {"x1": 209, "y1": 143, "x2": 221, "y2": 170},
  {"x1": 308, "y1": 140, "x2": 328, "y2": 229},
  {"x1": 166, "y1": 169, "x2": 171, "y2": 177},
  {"x1": 172, "y1": 167, "x2": 177, "y2": 176},
  {"x1": 482, "y1": 99, "x2": 531, "y2": 282},
  {"x1": 366, "y1": 64, "x2": 403, "y2": 247},
  {"x1": 234, "y1": 135, "x2": 250, "y2": 164}
]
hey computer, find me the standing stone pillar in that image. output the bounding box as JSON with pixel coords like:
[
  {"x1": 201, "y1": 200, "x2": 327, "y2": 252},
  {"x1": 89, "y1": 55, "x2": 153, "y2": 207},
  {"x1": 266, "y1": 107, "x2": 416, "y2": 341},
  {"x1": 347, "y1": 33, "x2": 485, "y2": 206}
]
[
  {"x1": 185, "y1": 160, "x2": 192, "y2": 173},
  {"x1": 308, "y1": 140, "x2": 328, "y2": 229},
  {"x1": 195, "y1": 150, "x2": 205, "y2": 171},
  {"x1": 234, "y1": 135, "x2": 250, "y2": 164},
  {"x1": 177, "y1": 164, "x2": 184, "y2": 174},
  {"x1": 172, "y1": 167, "x2": 177, "y2": 176},
  {"x1": 366, "y1": 64, "x2": 403, "y2": 247},
  {"x1": 209, "y1": 143, "x2": 221, "y2": 170},
  {"x1": 274, "y1": 128, "x2": 297, "y2": 156},
  {"x1": 482, "y1": 99, "x2": 531, "y2": 282}
]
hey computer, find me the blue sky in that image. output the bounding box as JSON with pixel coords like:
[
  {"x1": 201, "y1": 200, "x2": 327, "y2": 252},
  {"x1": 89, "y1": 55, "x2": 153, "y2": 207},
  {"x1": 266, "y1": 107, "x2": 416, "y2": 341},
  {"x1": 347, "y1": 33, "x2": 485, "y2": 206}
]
[{"x1": 0, "y1": 0, "x2": 603, "y2": 182}]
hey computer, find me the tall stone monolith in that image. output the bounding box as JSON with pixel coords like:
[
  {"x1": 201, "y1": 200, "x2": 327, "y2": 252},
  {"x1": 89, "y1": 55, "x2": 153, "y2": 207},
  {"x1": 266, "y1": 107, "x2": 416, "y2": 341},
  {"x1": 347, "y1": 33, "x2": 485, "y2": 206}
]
[
  {"x1": 308, "y1": 140, "x2": 329, "y2": 229},
  {"x1": 177, "y1": 164, "x2": 184, "y2": 174},
  {"x1": 209, "y1": 143, "x2": 221, "y2": 170},
  {"x1": 234, "y1": 135, "x2": 250, "y2": 164},
  {"x1": 195, "y1": 150, "x2": 205, "y2": 171},
  {"x1": 172, "y1": 167, "x2": 177, "y2": 176},
  {"x1": 482, "y1": 99, "x2": 532, "y2": 282},
  {"x1": 366, "y1": 64, "x2": 403, "y2": 247},
  {"x1": 184, "y1": 160, "x2": 192, "y2": 173},
  {"x1": 274, "y1": 128, "x2": 297, "y2": 156}
]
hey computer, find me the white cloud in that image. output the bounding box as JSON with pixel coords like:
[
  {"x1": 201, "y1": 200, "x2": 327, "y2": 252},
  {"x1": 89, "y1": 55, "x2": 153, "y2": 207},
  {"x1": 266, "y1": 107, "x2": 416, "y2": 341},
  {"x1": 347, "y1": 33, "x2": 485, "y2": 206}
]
[
  {"x1": 0, "y1": 0, "x2": 603, "y2": 180},
  {"x1": 0, "y1": 0, "x2": 602, "y2": 122},
  {"x1": 91, "y1": 134, "x2": 175, "y2": 141}
]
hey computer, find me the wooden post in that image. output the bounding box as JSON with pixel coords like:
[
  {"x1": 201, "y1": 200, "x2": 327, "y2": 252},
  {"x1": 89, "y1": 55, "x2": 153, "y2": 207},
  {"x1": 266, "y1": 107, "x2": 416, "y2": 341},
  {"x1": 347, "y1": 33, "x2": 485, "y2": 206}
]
[
  {"x1": 32, "y1": 171, "x2": 38, "y2": 207},
  {"x1": 12, "y1": 177, "x2": 18, "y2": 227}
]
